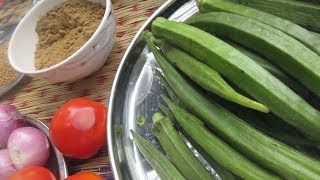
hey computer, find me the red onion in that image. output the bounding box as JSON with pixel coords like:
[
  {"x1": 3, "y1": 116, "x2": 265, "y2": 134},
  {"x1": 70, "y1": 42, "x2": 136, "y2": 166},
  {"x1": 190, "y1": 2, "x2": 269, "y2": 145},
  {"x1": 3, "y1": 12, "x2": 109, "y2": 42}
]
[
  {"x1": 0, "y1": 149, "x2": 16, "y2": 179},
  {"x1": 7, "y1": 127, "x2": 50, "y2": 169},
  {"x1": 0, "y1": 104, "x2": 26, "y2": 149}
]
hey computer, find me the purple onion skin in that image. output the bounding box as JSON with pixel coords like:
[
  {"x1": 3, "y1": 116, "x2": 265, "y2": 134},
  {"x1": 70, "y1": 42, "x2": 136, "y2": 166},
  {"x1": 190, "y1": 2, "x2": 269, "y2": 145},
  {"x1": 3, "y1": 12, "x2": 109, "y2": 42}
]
[
  {"x1": 0, "y1": 105, "x2": 26, "y2": 149},
  {"x1": 7, "y1": 127, "x2": 50, "y2": 169},
  {"x1": 0, "y1": 149, "x2": 16, "y2": 179}
]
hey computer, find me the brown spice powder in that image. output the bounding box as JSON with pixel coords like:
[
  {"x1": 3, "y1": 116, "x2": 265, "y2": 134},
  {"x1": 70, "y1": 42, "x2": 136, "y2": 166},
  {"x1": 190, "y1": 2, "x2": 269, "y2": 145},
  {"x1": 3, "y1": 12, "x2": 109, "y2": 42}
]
[
  {"x1": 0, "y1": 40, "x2": 19, "y2": 86},
  {"x1": 34, "y1": 0, "x2": 105, "y2": 70}
]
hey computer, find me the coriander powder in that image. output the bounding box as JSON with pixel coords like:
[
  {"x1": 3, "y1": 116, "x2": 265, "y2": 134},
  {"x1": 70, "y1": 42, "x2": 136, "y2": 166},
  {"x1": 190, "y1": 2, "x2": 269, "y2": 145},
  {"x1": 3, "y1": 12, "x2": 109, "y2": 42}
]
[
  {"x1": 0, "y1": 40, "x2": 19, "y2": 86},
  {"x1": 34, "y1": 0, "x2": 105, "y2": 70}
]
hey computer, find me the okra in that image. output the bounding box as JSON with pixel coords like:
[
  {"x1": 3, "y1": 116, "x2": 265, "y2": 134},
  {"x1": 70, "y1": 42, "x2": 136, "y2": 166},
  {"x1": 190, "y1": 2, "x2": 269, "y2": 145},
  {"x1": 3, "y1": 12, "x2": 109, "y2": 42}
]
[
  {"x1": 226, "y1": 0, "x2": 320, "y2": 32},
  {"x1": 130, "y1": 130, "x2": 186, "y2": 180},
  {"x1": 147, "y1": 27, "x2": 320, "y2": 178},
  {"x1": 157, "y1": 40, "x2": 269, "y2": 113},
  {"x1": 152, "y1": 17, "x2": 320, "y2": 140},
  {"x1": 187, "y1": 12, "x2": 320, "y2": 97},
  {"x1": 197, "y1": 0, "x2": 320, "y2": 55},
  {"x1": 157, "y1": 104, "x2": 237, "y2": 180},
  {"x1": 152, "y1": 116, "x2": 213, "y2": 180},
  {"x1": 226, "y1": 40, "x2": 307, "y2": 96},
  {"x1": 162, "y1": 95, "x2": 279, "y2": 180}
]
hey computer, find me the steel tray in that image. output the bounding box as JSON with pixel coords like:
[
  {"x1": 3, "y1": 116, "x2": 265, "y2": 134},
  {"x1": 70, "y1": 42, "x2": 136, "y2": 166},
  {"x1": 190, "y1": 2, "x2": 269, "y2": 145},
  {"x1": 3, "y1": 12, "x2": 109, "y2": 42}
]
[{"x1": 107, "y1": 1, "x2": 217, "y2": 179}]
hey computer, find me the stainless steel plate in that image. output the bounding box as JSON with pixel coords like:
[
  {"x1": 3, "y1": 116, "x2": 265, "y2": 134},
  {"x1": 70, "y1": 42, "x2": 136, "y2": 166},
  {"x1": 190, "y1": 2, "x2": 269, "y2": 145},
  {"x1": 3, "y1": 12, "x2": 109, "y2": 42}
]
[{"x1": 108, "y1": 0, "x2": 217, "y2": 179}]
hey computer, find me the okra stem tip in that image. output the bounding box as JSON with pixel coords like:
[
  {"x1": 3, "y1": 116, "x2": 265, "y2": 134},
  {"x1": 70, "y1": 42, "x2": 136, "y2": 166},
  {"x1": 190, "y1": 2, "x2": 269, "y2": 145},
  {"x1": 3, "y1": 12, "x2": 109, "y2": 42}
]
[
  {"x1": 161, "y1": 94, "x2": 172, "y2": 105},
  {"x1": 152, "y1": 112, "x2": 165, "y2": 123}
]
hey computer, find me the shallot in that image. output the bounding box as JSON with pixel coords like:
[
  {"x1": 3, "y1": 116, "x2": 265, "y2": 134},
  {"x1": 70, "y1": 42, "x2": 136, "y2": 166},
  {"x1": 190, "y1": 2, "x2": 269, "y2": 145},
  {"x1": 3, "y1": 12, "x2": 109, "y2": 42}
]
[
  {"x1": 7, "y1": 127, "x2": 50, "y2": 169},
  {"x1": 0, "y1": 149, "x2": 16, "y2": 179},
  {"x1": 0, "y1": 105, "x2": 25, "y2": 148}
]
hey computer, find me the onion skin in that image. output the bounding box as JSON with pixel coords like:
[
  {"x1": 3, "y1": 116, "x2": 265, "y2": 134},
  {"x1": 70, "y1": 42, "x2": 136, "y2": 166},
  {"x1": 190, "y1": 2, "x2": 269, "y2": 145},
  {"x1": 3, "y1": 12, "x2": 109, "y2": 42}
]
[
  {"x1": 7, "y1": 127, "x2": 50, "y2": 169},
  {"x1": 0, "y1": 149, "x2": 16, "y2": 179},
  {"x1": 0, "y1": 105, "x2": 26, "y2": 149}
]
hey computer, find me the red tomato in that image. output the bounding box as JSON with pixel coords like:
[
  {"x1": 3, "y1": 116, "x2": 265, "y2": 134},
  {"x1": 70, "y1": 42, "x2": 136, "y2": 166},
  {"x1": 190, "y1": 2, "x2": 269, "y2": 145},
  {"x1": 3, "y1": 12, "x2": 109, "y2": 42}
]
[
  {"x1": 9, "y1": 166, "x2": 56, "y2": 180},
  {"x1": 49, "y1": 98, "x2": 107, "y2": 159},
  {"x1": 65, "y1": 172, "x2": 104, "y2": 180}
]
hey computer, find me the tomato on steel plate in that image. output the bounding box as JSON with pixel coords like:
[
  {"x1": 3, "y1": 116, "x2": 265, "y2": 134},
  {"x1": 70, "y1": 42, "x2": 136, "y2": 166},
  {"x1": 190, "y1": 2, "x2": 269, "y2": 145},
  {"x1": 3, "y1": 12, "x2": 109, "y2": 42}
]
[
  {"x1": 49, "y1": 98, "x2": 107, "y2": 159},
  {"x1": 65, "y1": 172, "x2": 105, "y2": 180},
  {"x1": 8, "y1": 166, "x2": 56, "y2": 180}
]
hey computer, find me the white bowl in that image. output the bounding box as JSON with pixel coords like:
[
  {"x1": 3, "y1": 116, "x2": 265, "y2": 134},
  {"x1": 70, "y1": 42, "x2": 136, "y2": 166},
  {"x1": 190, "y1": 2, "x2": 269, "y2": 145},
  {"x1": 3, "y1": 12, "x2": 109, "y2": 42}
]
[{"x1": 8, "y1": 0, "x2": 116, "y2": 83}]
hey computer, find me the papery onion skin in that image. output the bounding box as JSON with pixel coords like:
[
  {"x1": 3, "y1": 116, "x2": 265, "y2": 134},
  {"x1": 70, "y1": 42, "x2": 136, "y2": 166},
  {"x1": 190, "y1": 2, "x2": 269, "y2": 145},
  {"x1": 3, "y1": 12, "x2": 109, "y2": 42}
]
[
  {"x1": 0, "y1": 105, "x2": 26, "y2": 149},
  {"x1": 7, "y1": 127, "x2": 50, "y2": 169},
  {"x1": 0, "y1": 149, "x2": 16, "y2": 179}
]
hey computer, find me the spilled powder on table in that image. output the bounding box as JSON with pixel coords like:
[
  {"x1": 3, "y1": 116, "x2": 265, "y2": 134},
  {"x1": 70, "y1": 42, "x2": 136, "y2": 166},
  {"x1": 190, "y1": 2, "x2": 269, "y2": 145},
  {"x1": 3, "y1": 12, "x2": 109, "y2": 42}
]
[{"x1": 0, "y1": 39, "x2": 19, "y2": 86}]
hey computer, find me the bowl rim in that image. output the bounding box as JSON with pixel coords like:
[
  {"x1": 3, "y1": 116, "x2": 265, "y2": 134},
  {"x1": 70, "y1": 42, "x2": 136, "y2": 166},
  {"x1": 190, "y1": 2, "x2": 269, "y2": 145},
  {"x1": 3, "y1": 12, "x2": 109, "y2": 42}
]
[{"x1": 8, "y1": 0, "x2": 112, "y2": 74}]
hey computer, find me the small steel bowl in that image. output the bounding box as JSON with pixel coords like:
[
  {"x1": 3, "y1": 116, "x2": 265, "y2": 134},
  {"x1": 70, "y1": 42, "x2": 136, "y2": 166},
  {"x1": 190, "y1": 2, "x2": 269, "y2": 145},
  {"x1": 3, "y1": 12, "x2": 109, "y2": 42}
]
[{"x1": 24, "y1": 116, "x2": 68, "y2": 180}]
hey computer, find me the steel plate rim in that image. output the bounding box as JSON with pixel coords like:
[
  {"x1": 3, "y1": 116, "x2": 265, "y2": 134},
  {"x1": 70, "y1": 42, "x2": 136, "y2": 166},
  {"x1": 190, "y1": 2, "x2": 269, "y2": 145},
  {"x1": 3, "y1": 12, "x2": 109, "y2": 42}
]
[{"x1": 107, "y1": 1, "x2": 176, "y2": 179}]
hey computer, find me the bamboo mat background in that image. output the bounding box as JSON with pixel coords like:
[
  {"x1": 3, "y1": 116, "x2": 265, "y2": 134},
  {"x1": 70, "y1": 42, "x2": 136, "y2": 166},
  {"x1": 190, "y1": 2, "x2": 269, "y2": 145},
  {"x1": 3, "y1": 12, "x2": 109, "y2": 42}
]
[{"x1": 0, "y1": 0, "x2": 165, "y2": 178}]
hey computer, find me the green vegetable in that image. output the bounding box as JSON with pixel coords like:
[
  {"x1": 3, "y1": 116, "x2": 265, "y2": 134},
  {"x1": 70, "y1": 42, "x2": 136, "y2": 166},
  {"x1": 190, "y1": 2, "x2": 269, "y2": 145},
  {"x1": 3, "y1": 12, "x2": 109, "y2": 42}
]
[
  {"x1": 226, "y1": 0, "x2": 320, "y2": 31},
  {"x1": 187, "y1": 12, "x2": 320, "y2": 97},
  {"x1": 137, "y1": 114, "x2": 146, "y2": 127},
  {"x1": 162, "y1": 95, "x2": 279, "y2": 180},
  {"x1": 212, "y1": 93, "x2": 317, "y2": 147},
  {"x1": 149, "y1": 37, "x2": 237, "y2": 179},
  {"x1": 130, "y1": 130, "x2": 186, "y2": 180},
  {"x1": 231, "y1": 106, "x2": 318, "y2": 147},
  {"x1": 226, "y1": 40, "x2": 307, "y2": 96},
  {"x1": 296, "y1": 0, "x2": 320, "y2": 4},
  {"x1": 155, "y1": 70, "x2": 182, "y2": 105},
  {"x1": 197, "y1": 0, "x2": 320, "y2": 55},
  {"x1": 152, "y1": 116, "x2": 213, "y2": 180},
  {"x1": 159, "y1": 77, "x2": 313, "y2": 148},
  {"x1": 157, "y1": 40, "x2": 269, "y2": 113},
  {"x1": 158, "y1": 104, "x2": 175, "y2": 120},
  {"x1": 151, "y1": 17, "x2": 320, "y2": 140},
  {"x1": 152, "y1": 112, "x2": 165, "y2": 123},
  {"x1": 148, "y1": 27, "x2": 320, "y2": 178},
  {"x1": 157, "y1": 103, "x2": 237, "y2": 180},
  {"x1": 312, "y1": 32, "x2": 320, "y2": 39}
]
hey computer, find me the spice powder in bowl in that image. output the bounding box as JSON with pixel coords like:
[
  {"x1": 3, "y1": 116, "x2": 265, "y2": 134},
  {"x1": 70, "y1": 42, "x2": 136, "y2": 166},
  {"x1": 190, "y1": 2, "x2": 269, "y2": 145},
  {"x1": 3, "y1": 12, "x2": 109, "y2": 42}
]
[
  {"x1": 0, "y1": 40, "x2": 19, "y2": 86},
  {"x1": 34, "y1": 0, "x2": 105, "y2": 70}
]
